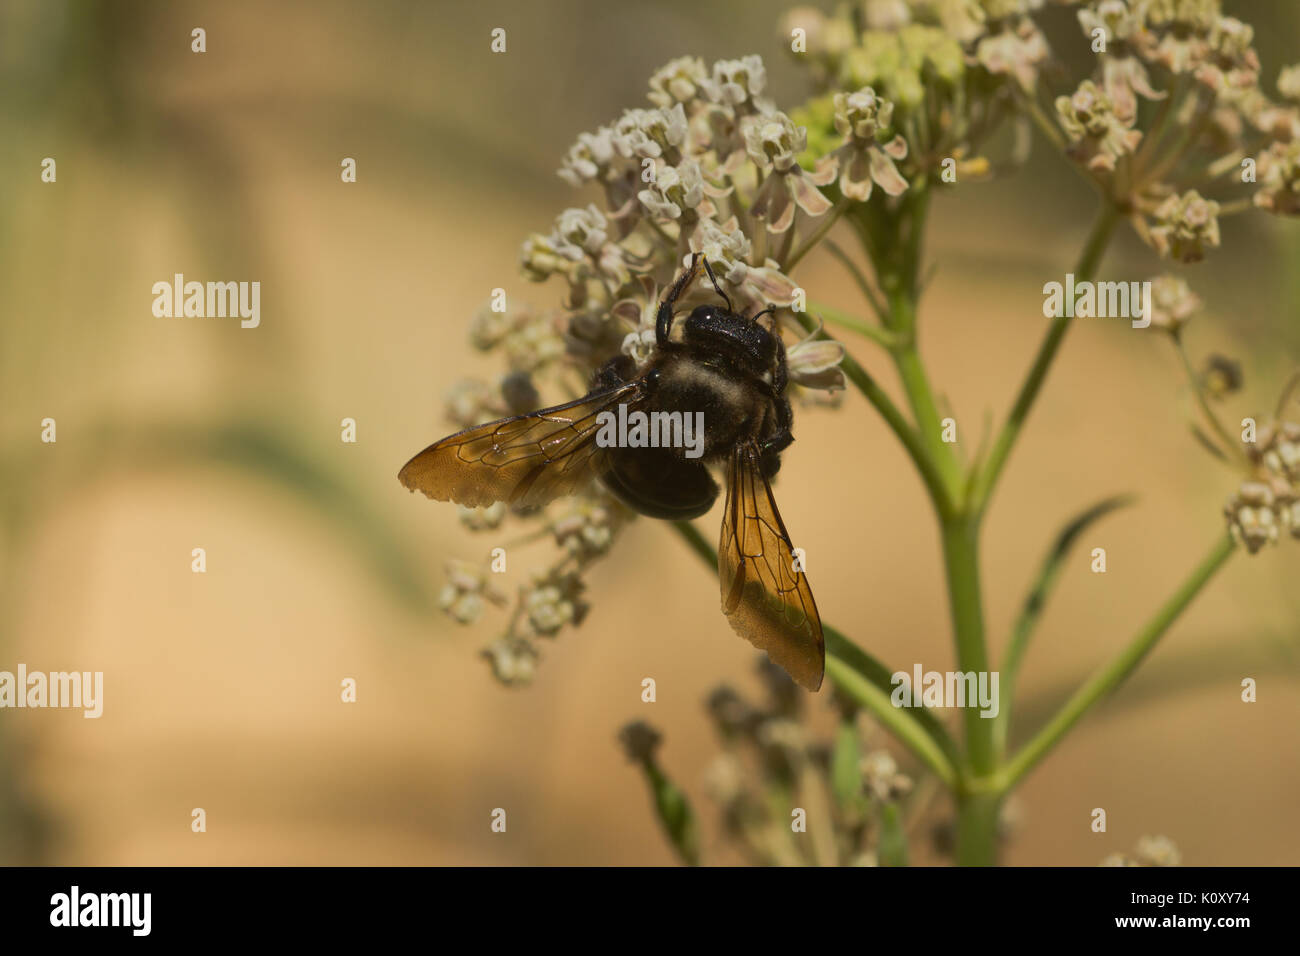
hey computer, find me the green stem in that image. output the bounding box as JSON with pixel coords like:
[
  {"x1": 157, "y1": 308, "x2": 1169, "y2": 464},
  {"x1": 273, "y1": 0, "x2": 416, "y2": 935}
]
[
  {"x1": 806, "y1": 299, "x2": 902, "y2": 349},
  {"x1": 877, "y1": 183, "x2": 964, "y2": 508},
  {"x1": 1175, "y1": 337, "x2": 1250, "y2": 467},
  {"x1": 1142, "y1": 92, "x2": 1213, "y2": 188},
  {"x1": 1214, "y1": 198, "x2": 1254, "y2": 217},
  {"x1": 940, "y1": 509, "x2": 1002, "y2": 866},
  {"x1": 670, "y1": 520, "x2": 959, "y2": 790},
  {"x1": 998, "y1": 531, "x2": 1237, "y2": 790},
  {"x1": 970, "y1": 204, "x2": 1119, "y2": 511},
  {"x1": 893, "y1": 326, "x2": 961, "y2": 505},
  {"x1": 941, "y1": 516, "x2": 995, "y2": 777},
  {"x1": 1131, "y1": 75, "x2": 1185, "y2": 176},
  {"x1": 955, "y1": 791, "x2": 1002, "y2": 867}
]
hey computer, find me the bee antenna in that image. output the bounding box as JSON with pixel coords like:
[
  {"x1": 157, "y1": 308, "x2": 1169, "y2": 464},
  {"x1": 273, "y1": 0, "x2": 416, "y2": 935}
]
[
  {"x1": 701, "y1": 257, "x2": 734, "y2": 313},
  {"x1": 751, "y1": 304, "x2": 778, "y2": 329}
]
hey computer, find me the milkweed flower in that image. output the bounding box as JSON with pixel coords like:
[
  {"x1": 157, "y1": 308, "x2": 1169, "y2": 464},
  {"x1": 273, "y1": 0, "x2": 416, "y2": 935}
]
[
  {"x1": 1056, "y1": 79, "x2": 1143, "y2": 174},
  {"x1": 831, "y1": 87, "x2": 910, "y2": 201},
  {"x1": 744, "y1": 111, "x2": 836, "y2": 232},
  {"x1": 786, "y1": 330, "x2": 847, "y2": 392},
  {"x1": 1146, "y1": 274, "x2": 1202, "y2": 334},
  {"x1": 1254, "y1": 141, "x2": 1300, "y2": 216},
  {"x1": 1077, "y1": 1, "x2": 1165, "y2": 123}
]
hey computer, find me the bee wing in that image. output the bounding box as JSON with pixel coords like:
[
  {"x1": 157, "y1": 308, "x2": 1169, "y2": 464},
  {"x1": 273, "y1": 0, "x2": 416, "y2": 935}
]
[
  {"x1": 718, "y1": 443, "x2": 825, "y2": 691},
  {"x1": 398, "y1": 381, "x2": 642, "y2": 509}
]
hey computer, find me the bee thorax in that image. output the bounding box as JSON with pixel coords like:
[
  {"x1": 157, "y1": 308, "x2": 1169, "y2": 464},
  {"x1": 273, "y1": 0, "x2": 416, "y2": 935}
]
[{"x1": 651, "y1": 357, "x2": 769, "y2": 459}]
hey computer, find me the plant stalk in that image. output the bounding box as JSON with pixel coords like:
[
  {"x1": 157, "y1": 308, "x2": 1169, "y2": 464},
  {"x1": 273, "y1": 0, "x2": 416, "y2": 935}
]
[
  {"x1": 999, "y1": 531, "x2": 1237, "y2": 789},
  {"x1": 941, "y1": 515, "x2": 996, "y2": 779},
  {"x1": 955, "y1": 790, "x2": 1002, "y2": 866}
]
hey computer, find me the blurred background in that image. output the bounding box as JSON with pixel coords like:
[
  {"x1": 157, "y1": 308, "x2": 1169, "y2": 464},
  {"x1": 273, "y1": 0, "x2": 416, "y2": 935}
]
[{"x1": 0, "y1": 0, "x2": 1297, "y2": 865}]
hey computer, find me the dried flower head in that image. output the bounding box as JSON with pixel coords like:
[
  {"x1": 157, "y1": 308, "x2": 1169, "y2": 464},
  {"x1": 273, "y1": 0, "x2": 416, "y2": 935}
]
[
  {"x1": 481, "y1": 636, "x2": 539, "y2": 687},
  {"x1": 1134, "y1": 834, "x2": 1183, "y2": 866},
  {"x1": 1200, "y1": 353, "x2": 1242, "y2": 399},
  {"x1": 1147, "y1": 273, "x2": 1202, "y2": 333},
  {"x1": 1254, "y1": 140, "x2": 1300, "y2": 216},
  {"x1": 458, "y1": 502, "x2": 507, "y2": 532},
  {"x1": 1056, "y1": 79, "x2": 1143, "y2": 174},
  {"x1": 1138, "y1": 0, "x2": 1217, "y2": 75},
  {"x1": 860, "y1": 750, "x2": 913, "y2": 801},
  {"x1": 976, "y1": 13, "x2": 1050, "y2": 94},
  {"x1": 1224, "y1": 480, "x2": 1280, "y2": 553},
  {"x1": 618, "y1": 720, "x2": 664, "y2": 762},
  {"x1": 1148, "y1": 190, "x2": 1221, "y2": 262},
  {"x1": 1223, "y1": 410, "x2": 1300, "y2": 551},
  {"x1": 1100, "y1": 833, "x2": 1182, "y2": 867},
  {"x1": 1279, "y1": 64, "x2": 1300, "y2": 103},
  {"x1": 439, "y1": 559, "x2": 490, "y2": 624}
]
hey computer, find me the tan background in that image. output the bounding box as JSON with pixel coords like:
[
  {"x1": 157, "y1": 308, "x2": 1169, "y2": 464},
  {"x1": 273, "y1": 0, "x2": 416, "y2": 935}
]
[{"x1": 1, "y1": 0, "x2": 1297, "y2": 865}]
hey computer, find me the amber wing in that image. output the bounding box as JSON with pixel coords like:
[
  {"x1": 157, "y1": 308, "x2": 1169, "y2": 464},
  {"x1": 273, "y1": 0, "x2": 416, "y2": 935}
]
[
  {"x1": 718, "y1": 443, "x2": 825, "y2": 691},
  {"x1": 398, "y1": 382, "x2": 642, "y2": 509}
]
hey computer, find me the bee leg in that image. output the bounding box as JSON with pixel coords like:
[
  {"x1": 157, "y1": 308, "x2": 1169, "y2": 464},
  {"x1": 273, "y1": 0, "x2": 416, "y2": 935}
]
[
  {"x1": 761, "y1": 428, "x2": 794, "y2": 456},
  {"x1": 701, "y1": 257, "x2": 733, "y2": 313},
  {"x1": 758, "y1": 428, "x2": 792, "y2": 479},
  {"x1": 589, "y1": 354, "x2": 637, "y2": 392},
  {"x1": 772, "y1": 332, "x2": 790, "y2": 396},
  {"x1": 758, "y1": 342, "x2": 795, "y2": 479},
  {"x1": 656, "y1": 252, "x2": 704, "y2": 346}
]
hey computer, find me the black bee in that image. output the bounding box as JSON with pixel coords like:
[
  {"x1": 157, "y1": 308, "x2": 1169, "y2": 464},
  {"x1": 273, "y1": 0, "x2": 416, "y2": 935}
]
[{"x1": 399, "y1": 254, "x2": 824, "y2": 690}]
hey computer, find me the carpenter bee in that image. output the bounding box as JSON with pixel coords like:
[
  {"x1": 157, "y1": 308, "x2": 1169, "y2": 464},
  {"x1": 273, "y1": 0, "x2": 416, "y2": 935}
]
[{"x1": 399, "y1": 254, "x2": 824, "y2": 690}]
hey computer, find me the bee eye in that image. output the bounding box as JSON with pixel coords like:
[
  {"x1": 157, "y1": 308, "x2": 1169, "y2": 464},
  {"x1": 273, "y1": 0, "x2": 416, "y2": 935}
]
[{"x1": 645, "y1": 367, "x2": 661, "y2": 390}]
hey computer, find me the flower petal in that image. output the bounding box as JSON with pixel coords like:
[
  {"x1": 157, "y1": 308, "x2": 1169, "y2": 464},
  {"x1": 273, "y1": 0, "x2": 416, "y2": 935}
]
[
  {"x1": 869, "y1": 147, "x2": 909, "y2": 196},
  {"x1": 791, "y1": 171, "x2": 833, "y2": 217}
]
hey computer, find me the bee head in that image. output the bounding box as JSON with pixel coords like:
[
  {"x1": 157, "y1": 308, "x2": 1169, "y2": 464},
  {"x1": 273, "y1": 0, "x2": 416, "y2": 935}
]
[{"x1": 682, "y1": 303, "x2": 779, "y2": 378}]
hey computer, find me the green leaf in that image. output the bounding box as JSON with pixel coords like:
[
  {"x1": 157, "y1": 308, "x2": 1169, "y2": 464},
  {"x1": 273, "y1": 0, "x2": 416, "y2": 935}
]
[
  {"x1": 830, "y1": 718, "x2": 863, "y2": 810},
  {"x1": 877, "y1": 802, "x2": 909, "y2": 867},
  {"x1": 645, "y1": 763, "x2": 700, "y2": 866},
  {"x1": 995, "y1": 494, "x2": 1135, "y2": 756}
]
